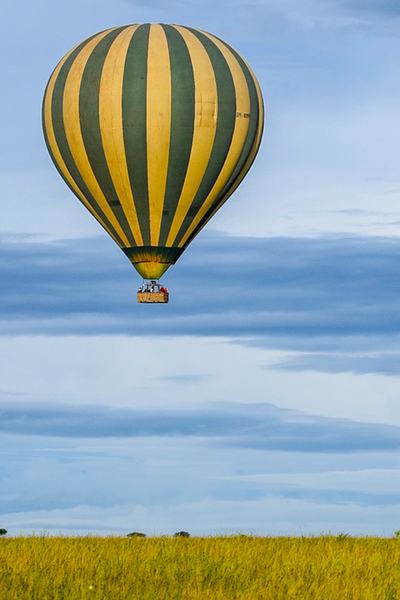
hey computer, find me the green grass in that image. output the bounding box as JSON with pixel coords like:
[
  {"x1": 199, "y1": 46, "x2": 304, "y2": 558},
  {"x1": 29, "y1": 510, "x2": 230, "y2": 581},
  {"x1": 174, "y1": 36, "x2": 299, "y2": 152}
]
[{"x1": 1, "y1": 536, "x2": 400, "y2": 599}]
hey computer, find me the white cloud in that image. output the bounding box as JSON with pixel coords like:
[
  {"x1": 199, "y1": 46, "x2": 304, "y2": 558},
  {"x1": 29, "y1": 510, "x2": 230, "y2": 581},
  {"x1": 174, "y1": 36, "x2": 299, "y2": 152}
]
[
  {"x1": 1, "y1": 335, "x2": 400, "y2": 426},
  {"x1": 232, "y1": 468, "x2": 400, "y2": 494}
]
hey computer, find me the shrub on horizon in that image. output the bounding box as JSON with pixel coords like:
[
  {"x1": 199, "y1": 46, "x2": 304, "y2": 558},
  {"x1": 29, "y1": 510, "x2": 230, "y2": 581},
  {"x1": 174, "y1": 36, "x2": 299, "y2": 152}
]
[
  {"x1": 0, "y1": 529, "x2": 7, "y2": 537},
  {"x1": 127, "y1": 532, "x2": 146, "y2": 538},
  {"x1": 174, "y1": 531, "x2": 190, "y2": 538}
]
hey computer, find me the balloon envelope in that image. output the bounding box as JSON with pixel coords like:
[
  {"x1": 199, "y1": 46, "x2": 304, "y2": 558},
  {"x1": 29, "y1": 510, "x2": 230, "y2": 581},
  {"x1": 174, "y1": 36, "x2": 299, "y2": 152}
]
[{"x1": 43, "y1": 24, "x2": 264, "y2": 279}]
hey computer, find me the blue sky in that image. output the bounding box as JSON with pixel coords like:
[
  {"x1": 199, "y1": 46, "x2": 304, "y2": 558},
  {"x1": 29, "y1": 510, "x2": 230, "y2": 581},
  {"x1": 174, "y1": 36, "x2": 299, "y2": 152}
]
[{"x1": 1, "y1": 0, "x2": 400, "y2": 535}]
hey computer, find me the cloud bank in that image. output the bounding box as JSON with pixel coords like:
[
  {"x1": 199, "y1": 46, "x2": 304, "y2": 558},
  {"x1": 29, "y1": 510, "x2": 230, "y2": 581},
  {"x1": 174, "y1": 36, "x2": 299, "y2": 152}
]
[
  {"x1": 2, "y1": 400, "x2": 400, "y2": 453},
  {"x1": 1, "y1": 232, "x2": 399, "y2": 342},
  {"x1": 275, "y1": 352, "x2": 400, "y2": 376}
]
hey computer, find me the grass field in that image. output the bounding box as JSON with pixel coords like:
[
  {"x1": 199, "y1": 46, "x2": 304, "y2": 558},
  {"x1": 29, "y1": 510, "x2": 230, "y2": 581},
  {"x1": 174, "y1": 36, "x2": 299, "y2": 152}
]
[{"x1": 1, "y1": 535, "x2": 399, "y2": 599}]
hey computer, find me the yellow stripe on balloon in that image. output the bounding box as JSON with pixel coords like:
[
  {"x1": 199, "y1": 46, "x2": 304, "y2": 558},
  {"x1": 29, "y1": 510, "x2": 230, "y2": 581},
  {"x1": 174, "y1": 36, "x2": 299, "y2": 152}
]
[
  {"x1": 99, "y1": 25, "x2": 144, "y2": 246},
  {"x1": 166, "y1": 25, "x2": 218, "y2": 247},
  {"x1": 178, "y1": 31, "x2": 251, "y2": 248},
  {"x1": 62, "y1": 30, "x2": 130, "y2": 247},
  {"x1": 180, "y1": 38, "x2": 264, "y2": 244},
  {"x1": 186, "y1": 114, "x2": 263, "y2": 241},
  {"x1": 249, "y1": 63, "x2": 265, "y2": 155},
  {"x1": 146, "y1": 24, "x2": 172, "y2": 246},
  {"x1": 43, "y1": 43, "x2": 121, "y2": 245},
  {"x1": 217, "y1": 60, "x2": 264, "y2": 203}
]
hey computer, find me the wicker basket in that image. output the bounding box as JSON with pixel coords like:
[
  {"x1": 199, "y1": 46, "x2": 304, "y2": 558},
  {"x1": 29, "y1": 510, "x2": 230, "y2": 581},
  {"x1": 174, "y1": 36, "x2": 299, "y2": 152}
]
[{"x1": 137, "y1": 292, "x2": 169, "y2": 304}]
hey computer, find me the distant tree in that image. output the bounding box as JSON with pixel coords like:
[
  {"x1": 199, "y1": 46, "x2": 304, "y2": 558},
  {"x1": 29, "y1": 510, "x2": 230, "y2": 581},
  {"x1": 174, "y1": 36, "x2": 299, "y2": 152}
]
[
  {"x1": 394, "y1": 530, "x2": 400, "y2": 538},
  {"x1": 337, "y1": 533, "x2": 350, "y2": 540},
  {"x1": 127, "y1": 531, "x2": 146, "y2": 538},
  {"x1": 174, "y1": 531, "x2": 190, "y2": 538},
  {"x1": 0, "y1": 529, "x2": 7, "y2": 537}
]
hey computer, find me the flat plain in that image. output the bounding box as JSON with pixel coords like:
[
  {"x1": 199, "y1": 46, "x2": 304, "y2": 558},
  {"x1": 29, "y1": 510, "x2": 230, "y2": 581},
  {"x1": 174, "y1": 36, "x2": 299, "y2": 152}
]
[{"x1": 1, "y1": 536, "x2": 399, "y2": 599}]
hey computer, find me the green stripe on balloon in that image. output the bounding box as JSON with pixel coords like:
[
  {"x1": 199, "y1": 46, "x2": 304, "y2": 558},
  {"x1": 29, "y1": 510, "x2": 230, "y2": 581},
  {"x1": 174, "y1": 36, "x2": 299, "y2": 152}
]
[
  {"x1": 172, "y1": 27, "x2": 237, "y2": 247},
  {"x1": 79, "y1": 27, "x2": 136, "y2": 247},
  {"x1": 183, "y1": 38, "x2": 261, "y2": 248},
  {"x1": 209, "y1": 36, "x2": 260, "y2": 201},
  {"x1": 157, "y1": 24, "x2": 196, "y2": 247},
  {"x1": 122, "y1": 24, "x2": 151, "y2": 246},
  {"x1": 50, "y1": 38, "x2": 123, "y2": 245}
]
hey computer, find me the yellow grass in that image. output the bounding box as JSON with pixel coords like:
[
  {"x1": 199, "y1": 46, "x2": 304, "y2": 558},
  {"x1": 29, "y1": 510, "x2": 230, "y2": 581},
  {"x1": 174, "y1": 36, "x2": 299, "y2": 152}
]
[{"x1": 0, "y1": 536, "x2": 399, "y2": 599}]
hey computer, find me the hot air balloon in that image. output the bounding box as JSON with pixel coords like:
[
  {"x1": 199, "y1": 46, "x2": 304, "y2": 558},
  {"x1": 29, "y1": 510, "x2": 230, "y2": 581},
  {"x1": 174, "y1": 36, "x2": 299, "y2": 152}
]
[{"x1": 42, "y1": 24, "x2": 264, "y2": 303}]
